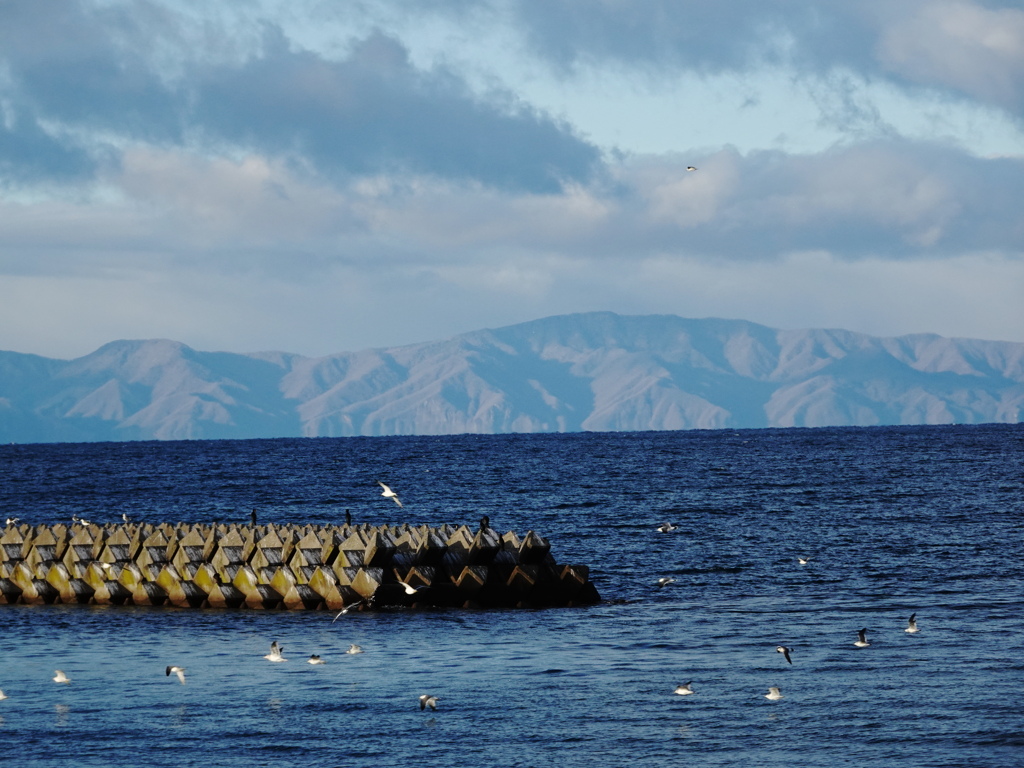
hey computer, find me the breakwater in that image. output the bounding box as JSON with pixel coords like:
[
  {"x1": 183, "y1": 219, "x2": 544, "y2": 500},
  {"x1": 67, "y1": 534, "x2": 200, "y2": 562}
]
[{"x1": 0, "y1": 521, "x2": 599, "y2": 610}]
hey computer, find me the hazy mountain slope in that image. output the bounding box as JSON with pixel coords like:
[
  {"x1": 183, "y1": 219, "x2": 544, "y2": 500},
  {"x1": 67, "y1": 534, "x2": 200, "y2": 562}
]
[{"x1": 2, "y1": 313, "x2": 1022, "y2": 443}]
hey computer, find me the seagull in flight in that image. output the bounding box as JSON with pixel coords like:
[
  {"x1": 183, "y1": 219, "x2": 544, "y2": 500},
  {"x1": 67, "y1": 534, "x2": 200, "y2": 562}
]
[
  {"x1": 165, "y1": 665, "x2": 186, "y2": 684},
  {"x1": 673, "y1": 682, "x2": 695, "y2": 696},
  {"x1": 53, "y1": 670, "x2": 71, "y2": 684},
  {"x1": 686, "y1": 166, "x2": 697, "y2": 172},
  {"x1": 308, "y1": 655, "x2": 326, "y2": 665},
  {"x1": 377, "y1": 481, "x2": 403, "y2": 507},
  {"x1": 657, "y1": 522, "x2": 678, "y2": 533},
  {"x1": 854, "y1": 628, "x2": 871, "y2": 648},
  {"x1": 765, "y1": 686, "x2": 783, "y2": 700},
  {"x1": 419, "y1": 694, "x2": 440, "y2": 711},
  {"x1": 797, "y1": 557, "x2": 810, "y2": 565},
  {"x1": 905, "y1": 613, "x2": 920, "y2": 634},
  {"x1": 776, "y1": 646, "x2": 793, "y2": 664},
  {"x1": 332, "y1": 600, "x2": 363, "y2": 622},
  {"x1": 656, "y1": 577, "x2": 676, "y2": 588},
  {"x1": 346, "y1": 644, "x2": 364, "y2": 654},
  {"x1": 0, "y1": 689, "x2": 8, "y2": 700},
  {"x1": 264, "y1": 641, "x2": 287, "y2": 662},
  {"x1": 4, "y1": 517, "x2": 18, "y2": 525},
  {"x1": 397, "y1": 580, "x2": 426, "y2": 595}
]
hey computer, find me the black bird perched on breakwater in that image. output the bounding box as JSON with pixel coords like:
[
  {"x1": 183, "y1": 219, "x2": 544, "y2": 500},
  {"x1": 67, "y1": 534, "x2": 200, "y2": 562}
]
[
  {"x1": 479, "y1": 515, "x2": 490, "y2": 532},
  {"x1": 250, "y1": 509, "x2": 257, "y2": 524},
  {"x1": 345, "y1": 509, "x2": 352, "y2": 526}
]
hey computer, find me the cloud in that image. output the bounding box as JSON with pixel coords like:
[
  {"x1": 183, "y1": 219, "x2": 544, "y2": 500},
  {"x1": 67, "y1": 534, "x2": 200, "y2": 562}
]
[
  {"x1": 0, "y1": 1, "x2": 600, "y2": 193},
  {"x1": 505, "y1": 0, "x2": 1024, "y2": 117},
  {"x1": 876, "y1": 1, "x2": 1024, "y2": 111}
]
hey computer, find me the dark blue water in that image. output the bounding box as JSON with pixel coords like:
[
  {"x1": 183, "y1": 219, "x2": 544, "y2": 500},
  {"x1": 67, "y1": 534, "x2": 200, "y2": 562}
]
[{"x1": 1, "y1": 425, "x2": 1022, "y2": 767}]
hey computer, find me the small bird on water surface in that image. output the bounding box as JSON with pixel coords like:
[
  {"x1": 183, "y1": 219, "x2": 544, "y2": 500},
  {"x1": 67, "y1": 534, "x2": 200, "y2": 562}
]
[
  {"x1": 776, "y1": 645, "x2": 793, "y2": 664},
  {"x1": 165, "y1": 665, "x2": 186, "y2": 684},
  {"x1": 419, "y1": 694, "x2": 440, "y2": 711},
  {"x1": 905, "y1": 613, "x2": 920, "y2": 634},
  {"x1": 854, "y1": 628, "x2": 871, "y2": 648},
  {"x1": 53, "y1": 670, "x2": 71, "y2": 684},
  {"x1": 673, "y1": 682, "x2": 695, "y2": 696},
  {"x1": 308, "y1": 655, "x2": 326, "y2": 665},
  {"x1": 765, "y1": 687, "x2": 783, "y2": 700},
  {"x1": 377, "y1": 481, "x2": 403, "y2": 507},
  {"x1": 264, "y1": 641, "x2": 287, "y2": 662},
  {"x1": 346, "y1": 644, "x2": 364, "y2": 654}
]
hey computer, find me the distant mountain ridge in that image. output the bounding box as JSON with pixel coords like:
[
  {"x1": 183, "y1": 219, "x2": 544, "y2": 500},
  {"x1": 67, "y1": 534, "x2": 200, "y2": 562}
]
[{"x1": 2, "y1": 312, "x2": 1022, "y2": 443}]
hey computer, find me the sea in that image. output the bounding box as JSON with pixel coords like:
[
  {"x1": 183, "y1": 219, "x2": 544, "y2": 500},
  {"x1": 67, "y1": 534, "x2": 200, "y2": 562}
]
[{"x1": 0, "y1": 424, "x2": 1022, "y2": 768}]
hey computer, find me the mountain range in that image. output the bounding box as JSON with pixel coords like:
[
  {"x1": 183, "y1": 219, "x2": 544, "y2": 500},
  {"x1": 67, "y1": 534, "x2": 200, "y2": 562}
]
[{"x1": 2, "y1": 312, "x2": 1022, "y2": 443}]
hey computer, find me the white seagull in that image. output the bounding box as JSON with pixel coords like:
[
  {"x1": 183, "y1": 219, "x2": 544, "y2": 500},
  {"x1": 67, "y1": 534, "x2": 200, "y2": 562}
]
[
  {"x1": 657, "y1": 522, "x2": 678, "y2": 533},
  {"x1": 397, "y1": 580, "x2": 426, "y2": 595},
  {"x1": 797, "y1": 557, "x2": 810, "y2": 565},
  {"x1": 346, "y1": 644, "x2": 364, "y2": 654},
  {"x1": 854, "y1": 628, "x2": 871, "y2": 648},
  {"x1": 264, "y1": 641, "x2": 287, "y2": 662},
  {"x1": 0, "y1": 689, "x2": 7, "y2": 700},
  {"x1": 673, "y1": 682, "x2": 695, "y2": 696},
  {"x1": 53, "y1": 670, "x2": 71, "y2": 684},
  {"x1": 765, "y1": 686, "x2": 784, "y2": 700},
  {"x1": 332, "y1": 600, "x2": 363, "y2": 622},
  {"x1": 656, "y1": 577, "x2": 676, "y2": 588},
  {"x1": 686, "y1": 166, "x2": 698, "y2": 172},
  {"x1": 377, "y1": 481, "x2": 403, "y2": 507},
  {"x1": 308, "y1": 655, "x2": 326, "y2": 665},
  {"x1": 165, "y1": 665, "x2": 186, "y2": 684},
  {"x1": 419, "y1": 694, "x2": 440, "y2": 711},
  {"x1": 4, "y1": 517, "x2": 18, "y2": 525},
  {"x1": 905, "y1": 613, "x2": 920, "y2": 634},
  {"x1": 776, "y1": 645, "x2": 793, "y2": 664}
]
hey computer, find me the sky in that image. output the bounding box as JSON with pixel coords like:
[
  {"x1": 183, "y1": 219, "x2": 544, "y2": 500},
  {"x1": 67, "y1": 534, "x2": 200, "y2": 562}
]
[{"x1": 1, "y1": 0, "x2": 1023, "y2": 360}]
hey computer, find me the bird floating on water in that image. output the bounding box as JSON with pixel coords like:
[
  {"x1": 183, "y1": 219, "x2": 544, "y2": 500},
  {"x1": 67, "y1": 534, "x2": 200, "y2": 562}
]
[
  {"x1": 776, "y1": 645, "x2": 793, "y2": 664},
  {"x1": 165, "y1": 665, "x2": 186, "y2": 684},
  {"x1": 53, "y1": 670, "x2": 71, "y2": 684},
  {"x1": 673, "y1": 682, "x2": 695, "y2": 695},
  {"x1": 419, "y1": 694, "x2": 440, "y2": 711},
  {"x1": 765, "y1": 686, "x2": 783, "y2": 700},
  {"x1": 308, "y1": 655, "x2": 326, "y2": 665},
  {"x1": 905, "y1": 613, "x2": 920, "y2": 634},
  {"x1": 854, "y1": 628, "x2": 871, "y2": 648},
  {"x1": 657, "y1": 522, "x2": 678, "y2": 533},
  {"x1": 264, "y1": 641, "x2": 287, "y2": 662},
  {"x1": 346, "y1": 644, "x2": 364, "y2": 654},
  {"x1": 377, "y1": 481, "x2": 403, "y2": 507},
  {"x1": 656, "y1": 577, "x2": 676, "y2": 588}
]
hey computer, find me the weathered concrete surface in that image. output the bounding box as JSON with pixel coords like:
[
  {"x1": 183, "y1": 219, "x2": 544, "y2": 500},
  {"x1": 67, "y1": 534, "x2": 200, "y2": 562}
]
[{"x1": 0, "y1": 522, "x2": 600, "y2": 610}]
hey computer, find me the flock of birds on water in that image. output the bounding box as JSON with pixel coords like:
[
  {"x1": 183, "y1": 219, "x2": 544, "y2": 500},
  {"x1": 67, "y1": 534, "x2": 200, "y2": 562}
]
[
  {"x1": 0, "y1": 479, "x2": 922, "y2": 712},
  {"x1": 657, "y1": 518, "x2": 922, "y2": 701}
]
